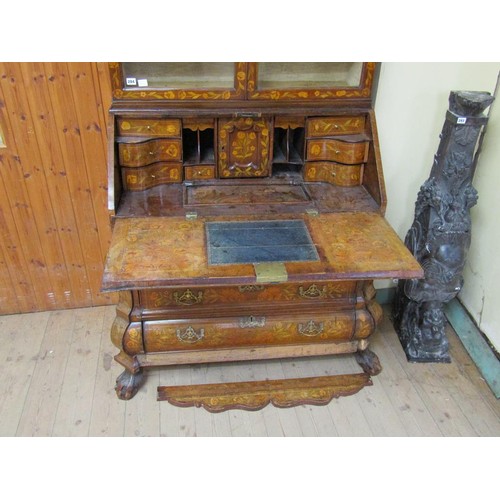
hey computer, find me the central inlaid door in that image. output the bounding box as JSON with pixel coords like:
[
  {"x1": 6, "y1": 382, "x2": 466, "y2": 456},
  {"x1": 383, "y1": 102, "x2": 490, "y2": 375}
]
[{"x1": 217, "y1": 117, "x2": 272, "y2": 178}]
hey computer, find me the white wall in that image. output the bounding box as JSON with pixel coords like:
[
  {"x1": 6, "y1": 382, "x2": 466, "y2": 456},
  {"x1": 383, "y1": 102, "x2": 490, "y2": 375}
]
[{"x1": 374, "y1": 62, "x2": 500, "y2": 351}]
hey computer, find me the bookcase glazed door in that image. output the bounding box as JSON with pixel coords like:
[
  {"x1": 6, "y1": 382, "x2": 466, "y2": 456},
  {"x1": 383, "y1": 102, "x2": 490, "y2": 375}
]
[
  {"x1": 246, "y1": 62, "x2": 375, "y2": 101},
  {"x1": 109, "y1": 62, "x2": 248, "y2": 100},
  {"x1": 218, "y1": 116, "x2": 272, "y2": 178}
]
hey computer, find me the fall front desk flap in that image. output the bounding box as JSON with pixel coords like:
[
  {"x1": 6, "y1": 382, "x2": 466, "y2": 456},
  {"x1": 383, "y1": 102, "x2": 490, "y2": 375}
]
[{"x1": 101, "y1": 212, "x2": 423, "y2": 291}]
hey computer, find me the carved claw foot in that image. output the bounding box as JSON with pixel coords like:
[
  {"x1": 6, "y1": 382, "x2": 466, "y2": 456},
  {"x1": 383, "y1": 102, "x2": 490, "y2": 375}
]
[
  {"x1": 355, "y1": 348, "x2": 382, "y2": 376},
  {"x1": 115, "y1": 369, "x2": 145, "y2": 400}
]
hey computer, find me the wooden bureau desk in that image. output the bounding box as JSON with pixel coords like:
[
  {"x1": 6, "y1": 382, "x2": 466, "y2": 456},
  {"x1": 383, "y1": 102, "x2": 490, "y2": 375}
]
[{"x1": 102, "y1": 63, "x2": 423, "y2": 409}]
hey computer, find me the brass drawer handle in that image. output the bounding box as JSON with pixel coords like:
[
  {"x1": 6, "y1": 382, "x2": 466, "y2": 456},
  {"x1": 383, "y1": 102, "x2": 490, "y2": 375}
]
[
  {"x1": 173, "y1": 289, "x2": 204, "y2": 306},
  {"x1": 239, "y1": 316, "x2": 266, "y2": 328},
  {"x1": 298, "y1": 320, "x2": 324, "y2": 337},
  {"x1": 176, "y1": 326, "x2": 205, "y2": 343},
  {"x1": 298, "y1": 284, "x2": 327, "y2": 299}
]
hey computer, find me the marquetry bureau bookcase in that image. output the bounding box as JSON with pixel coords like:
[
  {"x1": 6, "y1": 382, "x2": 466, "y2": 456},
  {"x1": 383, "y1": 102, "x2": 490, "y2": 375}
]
[{"x1": 102, "y1": 62, "x2": 423, "y2": 409}]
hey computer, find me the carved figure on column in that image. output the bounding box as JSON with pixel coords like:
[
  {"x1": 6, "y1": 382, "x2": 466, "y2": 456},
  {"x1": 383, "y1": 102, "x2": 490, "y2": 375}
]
[{"x1": 392, "y1": 90, "x2": 494, "y2": 362}]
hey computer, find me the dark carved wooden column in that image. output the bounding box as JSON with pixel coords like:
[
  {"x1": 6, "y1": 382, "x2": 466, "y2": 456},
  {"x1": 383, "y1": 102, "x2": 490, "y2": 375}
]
[{"x1": 392, "y1": 90, "x2": 494, "y2": 362}]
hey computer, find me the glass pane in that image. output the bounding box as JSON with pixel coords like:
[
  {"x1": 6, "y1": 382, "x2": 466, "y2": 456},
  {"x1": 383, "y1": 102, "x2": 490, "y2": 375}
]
[
  {"x1": 257, "y1": 62, "x2": 363, "y2": 89},
  {"x1": 121, "y1": 62, "x2": 235, "y2": 89}
]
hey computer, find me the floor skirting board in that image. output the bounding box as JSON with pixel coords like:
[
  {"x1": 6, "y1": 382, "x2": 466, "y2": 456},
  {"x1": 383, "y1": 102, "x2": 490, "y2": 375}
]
[
  {"x1": 376, "y1": 286, "x2": 500, "y2": 399},
  {"x1": 375, "y1": 286, "x2": 396, "y2": 306},
  {"x1": 445, "y1": 298, "x2": 500, "y2": 399}
]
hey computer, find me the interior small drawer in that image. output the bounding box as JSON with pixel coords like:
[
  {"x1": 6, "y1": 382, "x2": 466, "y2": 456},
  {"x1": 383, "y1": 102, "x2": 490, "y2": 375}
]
[
  {"x1": 118, "y1": 139, "x2": 182, "y2": 167},
  {"x1": 117, "y1": 118, "x2": 181, "y2": 137},
  {"x1": 143, "y1": 310, "x2": 356, "y2": 353},
  {"x1": 184, "y1": 165, "x2": 216, "y2": 181},
  {"x1": 306, "y1": 139, "x2": 369, "y2": 164},
  {"x1": 122, "y1": 162, "x2": 182, "y2": 190},
  {"x1": 303, "y1": 161, "x2": 363, "y2": 186},
  {"x1": 306, "y1": 116, "x2": 366, "y2": 137},
  {"x1": 182, "y1": 118, "x2": 215, "y2": 131}
]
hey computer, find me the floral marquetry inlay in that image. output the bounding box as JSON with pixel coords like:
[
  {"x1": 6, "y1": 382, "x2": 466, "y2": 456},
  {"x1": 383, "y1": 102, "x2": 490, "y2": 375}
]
[
  {"x1": 102, "y1": 213, "x2": 423, "y2": 292},
  {"x1": 306, "y1": 116, "x2": 366, "y2": 137},
  {"x1": 123, "y1": 323, "x2": 144, "y2": 355},
  {"x1": 304, "y1": 162, "x2": 363, "y2": 186},
  {"x1": 306, "y1": 140, "x2": 369, "y2": 164},
  {"x1": 157, "y1": 374, "x2": 373, "y2": 411},
  {"x1": 218, "y1": 117, "x2": 271, "y2": 178},
  {"x1": 123, "y1": 163, "x2": 182, "y2": 191},
  {"x1": 118, "y1": 119, "x2": 181, "y2": 137},
  {"x1": 118, "y1": 139, "x2": 181, "y2": 167}
]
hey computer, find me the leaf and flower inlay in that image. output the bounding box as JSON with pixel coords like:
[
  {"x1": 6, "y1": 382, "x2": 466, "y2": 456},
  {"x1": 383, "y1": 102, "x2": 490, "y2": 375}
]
[
  {"x1": 103, "y1": 213, "x2": 423, "y2": 292},
  {"x1": 218, "y1": 117, "x2": 271, "y2": 178},
  {"x1": 118, "y1": 118, "x2": 181, "y2": 137},
  {"x1": 306, "y1": 117, "x2": 365, "y2": 137},
  {"x1": 157, "y1": 373, "x2": 373, "y2": 411},
  {"x1": 304, "y1": 162, "x2": 362, "y2": 186}
]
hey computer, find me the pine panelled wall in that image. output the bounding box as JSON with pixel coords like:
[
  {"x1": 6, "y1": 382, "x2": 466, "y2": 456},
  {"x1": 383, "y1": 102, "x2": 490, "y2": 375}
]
[{"x1": 0, "y1": 62, "x2": 116, "y2": 313}]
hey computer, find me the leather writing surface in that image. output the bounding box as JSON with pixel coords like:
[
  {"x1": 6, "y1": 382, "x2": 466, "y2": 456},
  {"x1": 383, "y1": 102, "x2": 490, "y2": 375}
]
[{"x1": 206, "y1": 220, "x2": 319, "y2": 265}]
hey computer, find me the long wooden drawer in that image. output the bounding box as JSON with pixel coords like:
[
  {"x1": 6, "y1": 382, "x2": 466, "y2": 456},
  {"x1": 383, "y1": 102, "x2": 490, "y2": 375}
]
[
  {"x1": 122, "y1": 162, "x2": 182, "y2": 190},
  {"x1": 304, "y1": 161, "x2": 363, "y2": 186},
  {"x1": 306, "y1": 139, "x2": 369, "y2": 164},
  {"x1": 117, "y1": 118, "x2": 181, "y2": 137},
  {"x1": 118, "y1": 138, "x2": 182, "y2": 166},
  {"x1": 143, "y1": 310, "x2": 356, "y2": 353},
  {"x1": 140, "y1": 282, "x2": 357, "y2": 313},
  {"x1": 306, "y1": 116, "x2": 366, "y2": 137}
]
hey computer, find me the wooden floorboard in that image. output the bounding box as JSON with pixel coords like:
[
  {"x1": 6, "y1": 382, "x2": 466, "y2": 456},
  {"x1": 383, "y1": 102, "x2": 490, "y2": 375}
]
[
  {"x1": 0, "y1": 311, "x2": 50, "y2": 436},
  {"x1": 88, "y1": 305, "x2": 126, "y2": 437},
  {"x1": 0, "y1": 304, "x2": 498, "y2": 437},
  {"x1": 15, "y1": 309, "x2": 76, "y2": 436},
  {"x1": 382, "y1": 316, "x2": 480, "y2": 436},
  {"x1": 52, "y1": 306, "x2": 106, "y2": 437}
]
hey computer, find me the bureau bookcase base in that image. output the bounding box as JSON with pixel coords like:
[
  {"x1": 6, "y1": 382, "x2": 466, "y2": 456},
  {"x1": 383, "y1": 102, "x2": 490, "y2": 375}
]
[{"x1": 110, "y1": 280, "x2": 385, "y2": 404}]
